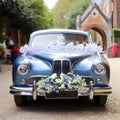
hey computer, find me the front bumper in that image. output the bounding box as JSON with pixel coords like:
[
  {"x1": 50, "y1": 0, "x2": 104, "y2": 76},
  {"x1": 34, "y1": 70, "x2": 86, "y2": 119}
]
[{"x1": 10, "y1": 84, "x2": 112, "y2": 100}]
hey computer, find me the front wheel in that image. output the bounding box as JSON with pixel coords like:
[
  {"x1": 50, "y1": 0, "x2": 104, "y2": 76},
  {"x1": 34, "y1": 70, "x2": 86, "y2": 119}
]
[
  {"x1": 93, "y1": 95, "x2": 107, "y2": 106},
  {"x1": 14, "y1": 95, "x2": 27, "y2": 106}
]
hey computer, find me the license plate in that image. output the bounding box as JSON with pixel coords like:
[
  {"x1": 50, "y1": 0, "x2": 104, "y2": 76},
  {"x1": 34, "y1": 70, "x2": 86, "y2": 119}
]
[{"x1": 45, "y1": 91, "x2": 78, "y2": 99}]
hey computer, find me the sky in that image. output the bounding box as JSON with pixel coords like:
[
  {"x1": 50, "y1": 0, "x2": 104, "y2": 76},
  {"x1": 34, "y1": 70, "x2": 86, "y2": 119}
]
[{"x1": 43, "y1": 0, "x2": 58, "y2": 9}]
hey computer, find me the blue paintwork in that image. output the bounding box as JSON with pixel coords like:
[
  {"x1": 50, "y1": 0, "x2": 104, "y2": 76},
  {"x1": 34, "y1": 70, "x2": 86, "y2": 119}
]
[{"x1": 12, "y1": 29, "x2": 110, "y2": 88}]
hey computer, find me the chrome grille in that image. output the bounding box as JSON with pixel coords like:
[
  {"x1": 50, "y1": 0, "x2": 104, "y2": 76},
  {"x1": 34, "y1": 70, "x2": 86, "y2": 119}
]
[
  {"x1": 27, "y1": 76, "x2": 44, "y2": 86},
  {"x1": 53, "y1": 59, "x2": 71, "y2": 75},
  {"x1": 27, "y1": 76, "x2": 94, "y2": 87},
  {"x1": 82, "y1": 77, "x2": 95, "y2": 86}
]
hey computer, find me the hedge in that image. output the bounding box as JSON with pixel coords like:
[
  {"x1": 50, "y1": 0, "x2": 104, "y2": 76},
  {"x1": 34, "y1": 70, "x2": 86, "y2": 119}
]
[{"x1": 112, "y1": 28, "x2": 120, "y2": 46}]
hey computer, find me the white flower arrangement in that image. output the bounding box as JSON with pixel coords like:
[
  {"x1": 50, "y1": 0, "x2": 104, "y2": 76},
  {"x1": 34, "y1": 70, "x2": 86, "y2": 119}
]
[
  {"x1": 37, "y1": 73, "x2": 86, "y2": 93},
  {"x1": 20, "y1": 43, "x2": 103, "y2": 56},
  {"x1": 85, "y1": 43, "x2": 103, "y2": 55}
]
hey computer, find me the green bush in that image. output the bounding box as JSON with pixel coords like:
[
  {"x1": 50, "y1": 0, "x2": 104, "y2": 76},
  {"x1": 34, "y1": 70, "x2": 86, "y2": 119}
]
[{"x1": 112, "y1": 28, "x2": 120, "y2": 46}]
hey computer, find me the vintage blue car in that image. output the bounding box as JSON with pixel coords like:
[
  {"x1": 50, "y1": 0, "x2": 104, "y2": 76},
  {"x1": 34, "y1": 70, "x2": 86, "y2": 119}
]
[{"x1": 10, "y1": 29, "x2": 112, "y2": 106}]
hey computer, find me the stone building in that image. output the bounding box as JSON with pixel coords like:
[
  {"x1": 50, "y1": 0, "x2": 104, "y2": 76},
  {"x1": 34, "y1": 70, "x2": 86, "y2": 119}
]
[
  {"x1": 112, "y1": 0, "x2": 120, "y2": 28},
  {"x1": 76, "y1": 0, "x2": 120, "y2": 57}
]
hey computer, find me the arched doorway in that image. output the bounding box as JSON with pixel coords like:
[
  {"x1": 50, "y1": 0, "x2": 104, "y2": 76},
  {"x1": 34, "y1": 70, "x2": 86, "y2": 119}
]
[
  {"x1": 83, "y1": 25, "x2": 107, "y2": 51},
  {"x1": 76, "y1": 3, "x2": 112, "y2": 52}
]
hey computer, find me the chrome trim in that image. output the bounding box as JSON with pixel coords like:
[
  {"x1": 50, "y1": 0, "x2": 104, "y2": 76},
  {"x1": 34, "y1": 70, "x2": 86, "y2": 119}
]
[
  {"x1": 32, "y1": 81, "x2": 37, "y2": 100},
  {"x1": 82, "y1": 76, "x2": 95, "y2": 86},
  {"x1": 93, "y1": 63, "x2": 106, "y2": 75},
  {"x1": 28, "y1": 75, "x2": 47, "y2": 78},
  {"x1": 27, "y1": 75, "x2": 95, "y2": 86},
  {"x1": 89, "y1": 81, "x2": 94, "y2": 100},
  {"x1": 53, "y1": 59, "x2": 72, "y2": 74},
  {"x1": 27, "y1": 75, "x2": 46, "y2": 86},
  {"x1": 10, "y1": 85, "x2": 112, "y2": 100},
  {"x1": 17, "y1": 63, "x2": 30, "y2": 76}
]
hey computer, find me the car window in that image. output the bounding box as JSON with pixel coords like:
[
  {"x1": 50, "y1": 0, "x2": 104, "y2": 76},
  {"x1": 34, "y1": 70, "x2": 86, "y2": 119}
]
[{"x1": 31, "y1": 33, "x2": 89, "y2": 47}]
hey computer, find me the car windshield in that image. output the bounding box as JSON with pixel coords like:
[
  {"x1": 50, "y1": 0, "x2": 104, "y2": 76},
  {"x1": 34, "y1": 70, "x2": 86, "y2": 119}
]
[
  {"x1": 31, "y1": 33, "x2": 90, "y2": 47},
  {"x1": 20, "y1": 32, "x2": 102, "y2": 55}
]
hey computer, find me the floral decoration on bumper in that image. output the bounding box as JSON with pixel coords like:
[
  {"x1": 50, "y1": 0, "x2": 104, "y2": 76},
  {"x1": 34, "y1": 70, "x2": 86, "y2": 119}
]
[{"x1": 37, "y1": 73, "x2": 86, "y2": 93}]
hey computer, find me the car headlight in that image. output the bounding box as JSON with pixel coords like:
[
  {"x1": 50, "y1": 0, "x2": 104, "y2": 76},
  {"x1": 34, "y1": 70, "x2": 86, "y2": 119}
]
[
  {"x1": 17, "y1": 63, "x2": 30, "y2": 75},
  {"x1": 93, "y1": 63, "x2": 106, "y2": 75}
]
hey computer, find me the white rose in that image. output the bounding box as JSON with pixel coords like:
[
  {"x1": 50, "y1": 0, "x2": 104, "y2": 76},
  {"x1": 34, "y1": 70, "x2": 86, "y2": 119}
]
[
  {"x1": 51, "y1": 73, "x2": 57, "y2": 79},
  {"x1": 55, "y1": 78, "x2": 63, "y2": 84},
  {"x1": 59, "y1": 84, "x2": 65, "y2": 90},
  {"x1": 60, "y1": 73, "x2": 65, "y2": 80}
]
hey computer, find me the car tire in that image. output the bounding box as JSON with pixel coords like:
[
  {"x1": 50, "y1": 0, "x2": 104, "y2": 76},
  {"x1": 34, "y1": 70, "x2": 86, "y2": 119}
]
[
  {"x1": 14, "y1": 95, "x2": 27, "y2": 106},
  {"x1": 93, "y1": 95, "x2": 107, "y2": 106}
]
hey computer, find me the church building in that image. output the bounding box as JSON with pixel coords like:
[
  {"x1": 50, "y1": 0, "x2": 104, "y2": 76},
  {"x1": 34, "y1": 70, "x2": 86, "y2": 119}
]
[{"x1": 76, "y1": 0, "x2": 120, "y2": 57}]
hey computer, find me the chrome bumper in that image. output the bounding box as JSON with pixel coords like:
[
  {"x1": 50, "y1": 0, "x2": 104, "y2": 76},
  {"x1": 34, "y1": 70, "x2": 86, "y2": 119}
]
[{"x1": 10, "y1": 83, "x2": 112, "y2": 101}]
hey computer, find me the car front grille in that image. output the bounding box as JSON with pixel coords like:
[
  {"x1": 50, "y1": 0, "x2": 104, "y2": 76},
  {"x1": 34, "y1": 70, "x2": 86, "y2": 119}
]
[
  {"x1": 53, "y1": 59, "x2": 71, "y2": 75},
  {"x1": 82, "y1": 77, "x2": 95, "y2": 86},
  {"x1": 27, "y1": 76, "x2": 95, "y2": 86},
  {"x1": 27, "y1": 76, "x2": 44, "y2": 86}
]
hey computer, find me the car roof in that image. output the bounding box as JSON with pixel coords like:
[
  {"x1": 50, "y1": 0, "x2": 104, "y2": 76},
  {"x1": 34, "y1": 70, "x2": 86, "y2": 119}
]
[{"x1": 30, "y1": 29, "x2": 90, "y2": 38}]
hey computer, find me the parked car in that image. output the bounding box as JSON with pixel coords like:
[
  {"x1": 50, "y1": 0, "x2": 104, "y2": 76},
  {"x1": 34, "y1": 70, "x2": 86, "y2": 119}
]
[{"x1": 10, "y1": 29, "x2": 112, "y2": 106}]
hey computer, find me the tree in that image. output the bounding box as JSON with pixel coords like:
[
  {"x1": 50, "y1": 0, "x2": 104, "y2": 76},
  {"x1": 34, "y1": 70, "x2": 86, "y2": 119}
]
[
  {"x1": 0, "y1": 0, "x2": 53, "y2": 43},
  {"x1": 52, "y1": 0, "x2": 75, "y2": 28},
  {"x1": 66, "y1": 0, "x2": 90, "y2": 29},
  {"x1": 52, "y1": 0, "x2": 90, "y2": 29}
]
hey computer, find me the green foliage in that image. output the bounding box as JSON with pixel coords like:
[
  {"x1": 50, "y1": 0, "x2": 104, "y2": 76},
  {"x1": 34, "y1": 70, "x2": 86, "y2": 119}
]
[
  {"x1": 112, "y1": 28, "x2": 120, "y2": 45},
  {"x1": 0, "y1": 0, "x2": 53, "y2": 37},
  {"x1": 52, "y1": 0, "x2": 90, "y2": 29},
  {"x1": 52, "y1": 0, "x2": 75, "y2": 28},
  {"x1": 66, "y1": 0, "x2": 90, "y2": 29}
]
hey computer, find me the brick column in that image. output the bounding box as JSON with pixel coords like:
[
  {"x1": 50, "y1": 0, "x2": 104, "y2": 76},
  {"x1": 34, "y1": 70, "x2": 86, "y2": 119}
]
[{"x1": 113, "y1": 0, "x2": 118, "y2": 27}]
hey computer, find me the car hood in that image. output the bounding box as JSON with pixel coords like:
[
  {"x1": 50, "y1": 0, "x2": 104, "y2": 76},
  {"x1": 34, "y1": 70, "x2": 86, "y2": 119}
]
[{"x1": 31, "y1": 52, "x2": 91, "y2": 63}]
